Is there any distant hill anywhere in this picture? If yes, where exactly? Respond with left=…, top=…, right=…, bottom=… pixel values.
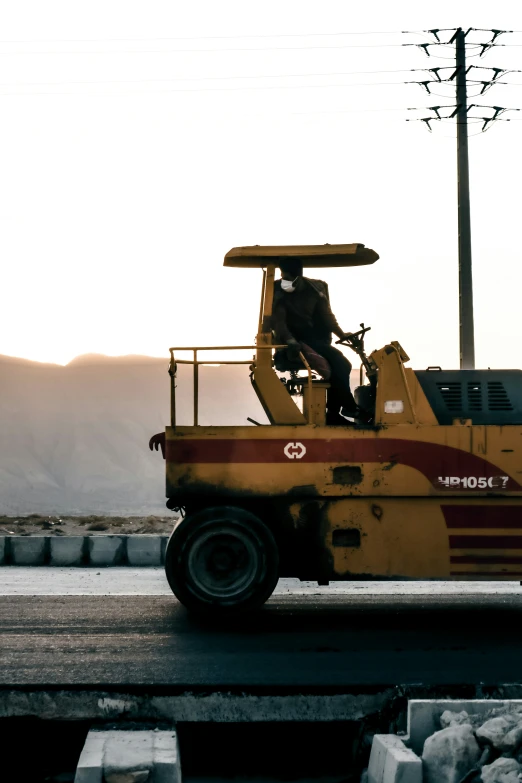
left=0, top=353, right=268, bottom=515
left=0, top=353, right=361, bottom=515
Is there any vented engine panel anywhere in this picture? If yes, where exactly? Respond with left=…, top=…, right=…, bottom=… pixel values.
left=414, top=369, right=522, bottom=425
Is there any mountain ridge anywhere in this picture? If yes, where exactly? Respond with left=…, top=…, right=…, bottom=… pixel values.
left=0, top=353, right=267, bottom=514
left=0, top=352, right=362, bottom=515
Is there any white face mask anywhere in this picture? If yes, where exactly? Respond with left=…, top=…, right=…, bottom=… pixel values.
left=281, top=278, right=298, bottom=293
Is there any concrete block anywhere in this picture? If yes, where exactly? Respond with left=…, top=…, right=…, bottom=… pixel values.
left=382, top=746, right=422, bottom=783
left=50, top=536, right=85, bottom=566
left=10, top=536, right=47, bottom=565
left=75, top=730, right=105, bottom=783
left=153, top=730, right=182, bottom=783
left=104, top=730, right=153, bottom=776
left=368, top=735, right=407, bottom=783
left=127, top=536, right=162, bottom=567
left=88, top=536, right=124, bottom=566
left=74, top=729, right=181, bottom=783
left=160, top=536, right=169, bottom=565
left=0, top=537, right=5, bottom=565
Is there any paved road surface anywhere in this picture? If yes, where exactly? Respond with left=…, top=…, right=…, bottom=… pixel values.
left=2, top=569, right=522, bottom=595
left=1, top=570, right=522, bottom=688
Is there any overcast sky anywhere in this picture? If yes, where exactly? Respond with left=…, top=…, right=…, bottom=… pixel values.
left=1, top=0, right=521, bottom=371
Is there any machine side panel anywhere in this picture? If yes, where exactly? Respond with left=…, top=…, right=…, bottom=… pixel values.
left=165, top=425, right=522, bottom=499
left=164, top=425, right=522, bottom=581
left=324, top=498, right=450, bottom=578
left=321, top=498, right=522, bottom=580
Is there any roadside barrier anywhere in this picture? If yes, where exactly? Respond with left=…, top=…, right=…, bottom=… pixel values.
left=0, top=535, right=169, bottom=566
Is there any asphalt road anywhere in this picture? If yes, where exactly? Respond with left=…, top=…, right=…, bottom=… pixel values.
left=1, top=571, right=522, bottom=688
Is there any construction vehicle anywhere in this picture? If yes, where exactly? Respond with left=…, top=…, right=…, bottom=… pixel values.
left=150, top=244, right=522, bottom=615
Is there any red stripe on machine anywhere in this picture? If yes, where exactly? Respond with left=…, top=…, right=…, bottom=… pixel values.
left=451, top=555, right=522, bottom=564
left=450, top=571, right=522, bottom=576
left=445, top=509, right=522, bottom=572
left=166, top=438, right=520, bottom=491
left=449, top=535, right=522, bottom=549
left=442, top=506, right=522, bottom=529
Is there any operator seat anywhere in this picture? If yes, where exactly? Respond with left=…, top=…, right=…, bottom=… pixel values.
left=272, top=346, right=332, bottom=426
left=273, top=348, right=309, bottom=374
left=273, top=345, right=332, bottom=380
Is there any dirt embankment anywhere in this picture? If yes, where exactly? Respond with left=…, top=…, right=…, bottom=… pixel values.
left=0, top=514, right=179, bottom=537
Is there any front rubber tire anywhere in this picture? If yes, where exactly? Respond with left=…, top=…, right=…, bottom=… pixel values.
left=165, top=506, right=279, bottom=615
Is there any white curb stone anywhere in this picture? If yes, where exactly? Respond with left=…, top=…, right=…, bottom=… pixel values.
left=368, top=735, right=404, bottom=783
left=153, top=730, right=182, bottom=783
left=383, top=745, right=422, bottom=783
left=161, top=537, right=168, bottom=565
left=75, top=730, right=105, bottom=783
left=88, top=536, right=125, bottom=566
left=127, top=536, right=163, bottom=567
left=0, top=534, right=170, bottom=566
left=50, top=536, right=85, bottom=566
left=10, top=536, right=47, bottom=565
left=104, top=731, right=153, bottom=778
left=74, top=729, right=181, bottom=783
left=368, top=735, right=421, bottom=783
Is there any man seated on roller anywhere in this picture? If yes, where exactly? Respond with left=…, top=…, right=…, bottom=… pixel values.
left=273, top=259, right=361, bottom=426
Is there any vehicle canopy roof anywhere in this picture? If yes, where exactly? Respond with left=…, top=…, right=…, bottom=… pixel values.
left=224, top=243, right=379, bottom=269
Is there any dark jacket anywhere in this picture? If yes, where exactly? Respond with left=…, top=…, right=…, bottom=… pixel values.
left=272, top=277, right=344, bottom=345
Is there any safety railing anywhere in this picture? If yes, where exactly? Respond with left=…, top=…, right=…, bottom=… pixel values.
left=168, top=345, right=313, bottom=427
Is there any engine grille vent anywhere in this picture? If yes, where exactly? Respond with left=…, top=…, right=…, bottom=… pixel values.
left=437, top=382, right=463, bottom=411
left=467, top=382, right=483, bottom=411
left=487, top=381, right=513, bottom=411
left=415, top=369, right=522, bottom=426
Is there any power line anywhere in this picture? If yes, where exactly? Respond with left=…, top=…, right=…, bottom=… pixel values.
left=0, top=30, right=428, bottom=43
left=0, top=70, right=481, bottom=97
left=0, top=42, right=416, bottom=54
left=0, top=80, right=425, bottom=96
left=0, top=88, right=421, bottom=105
left=293, top=107, right=413, bottom=115
left=5, top=30, right=513, bottom=57
left=0, top=67, right=443, bottom=88
left=0, top=28, right=518, bottom=111
left=7, top=64, right=522, bottom=93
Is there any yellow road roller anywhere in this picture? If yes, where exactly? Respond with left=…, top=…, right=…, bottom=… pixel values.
left=150, top=244, right=522, bottom=615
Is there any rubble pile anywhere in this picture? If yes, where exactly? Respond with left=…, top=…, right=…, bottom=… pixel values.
left=423, top=707, right=522, bottom=783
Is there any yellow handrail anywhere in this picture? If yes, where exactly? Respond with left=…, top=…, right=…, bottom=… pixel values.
left=169, top=345, right=287, bottom=352
left=168, top=344, right=313, bottom=428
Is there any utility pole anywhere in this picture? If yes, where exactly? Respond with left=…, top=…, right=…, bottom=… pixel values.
left=407, top=26, right=516, bottom=368
left=453, top=28, right=475, bottom=369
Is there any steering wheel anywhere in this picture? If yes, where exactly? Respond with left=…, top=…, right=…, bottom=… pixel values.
left=335, top=323, right=371, bottom=350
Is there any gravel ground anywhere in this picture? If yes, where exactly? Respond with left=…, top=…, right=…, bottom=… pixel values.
left=0, top=514, right=179, bottom=536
